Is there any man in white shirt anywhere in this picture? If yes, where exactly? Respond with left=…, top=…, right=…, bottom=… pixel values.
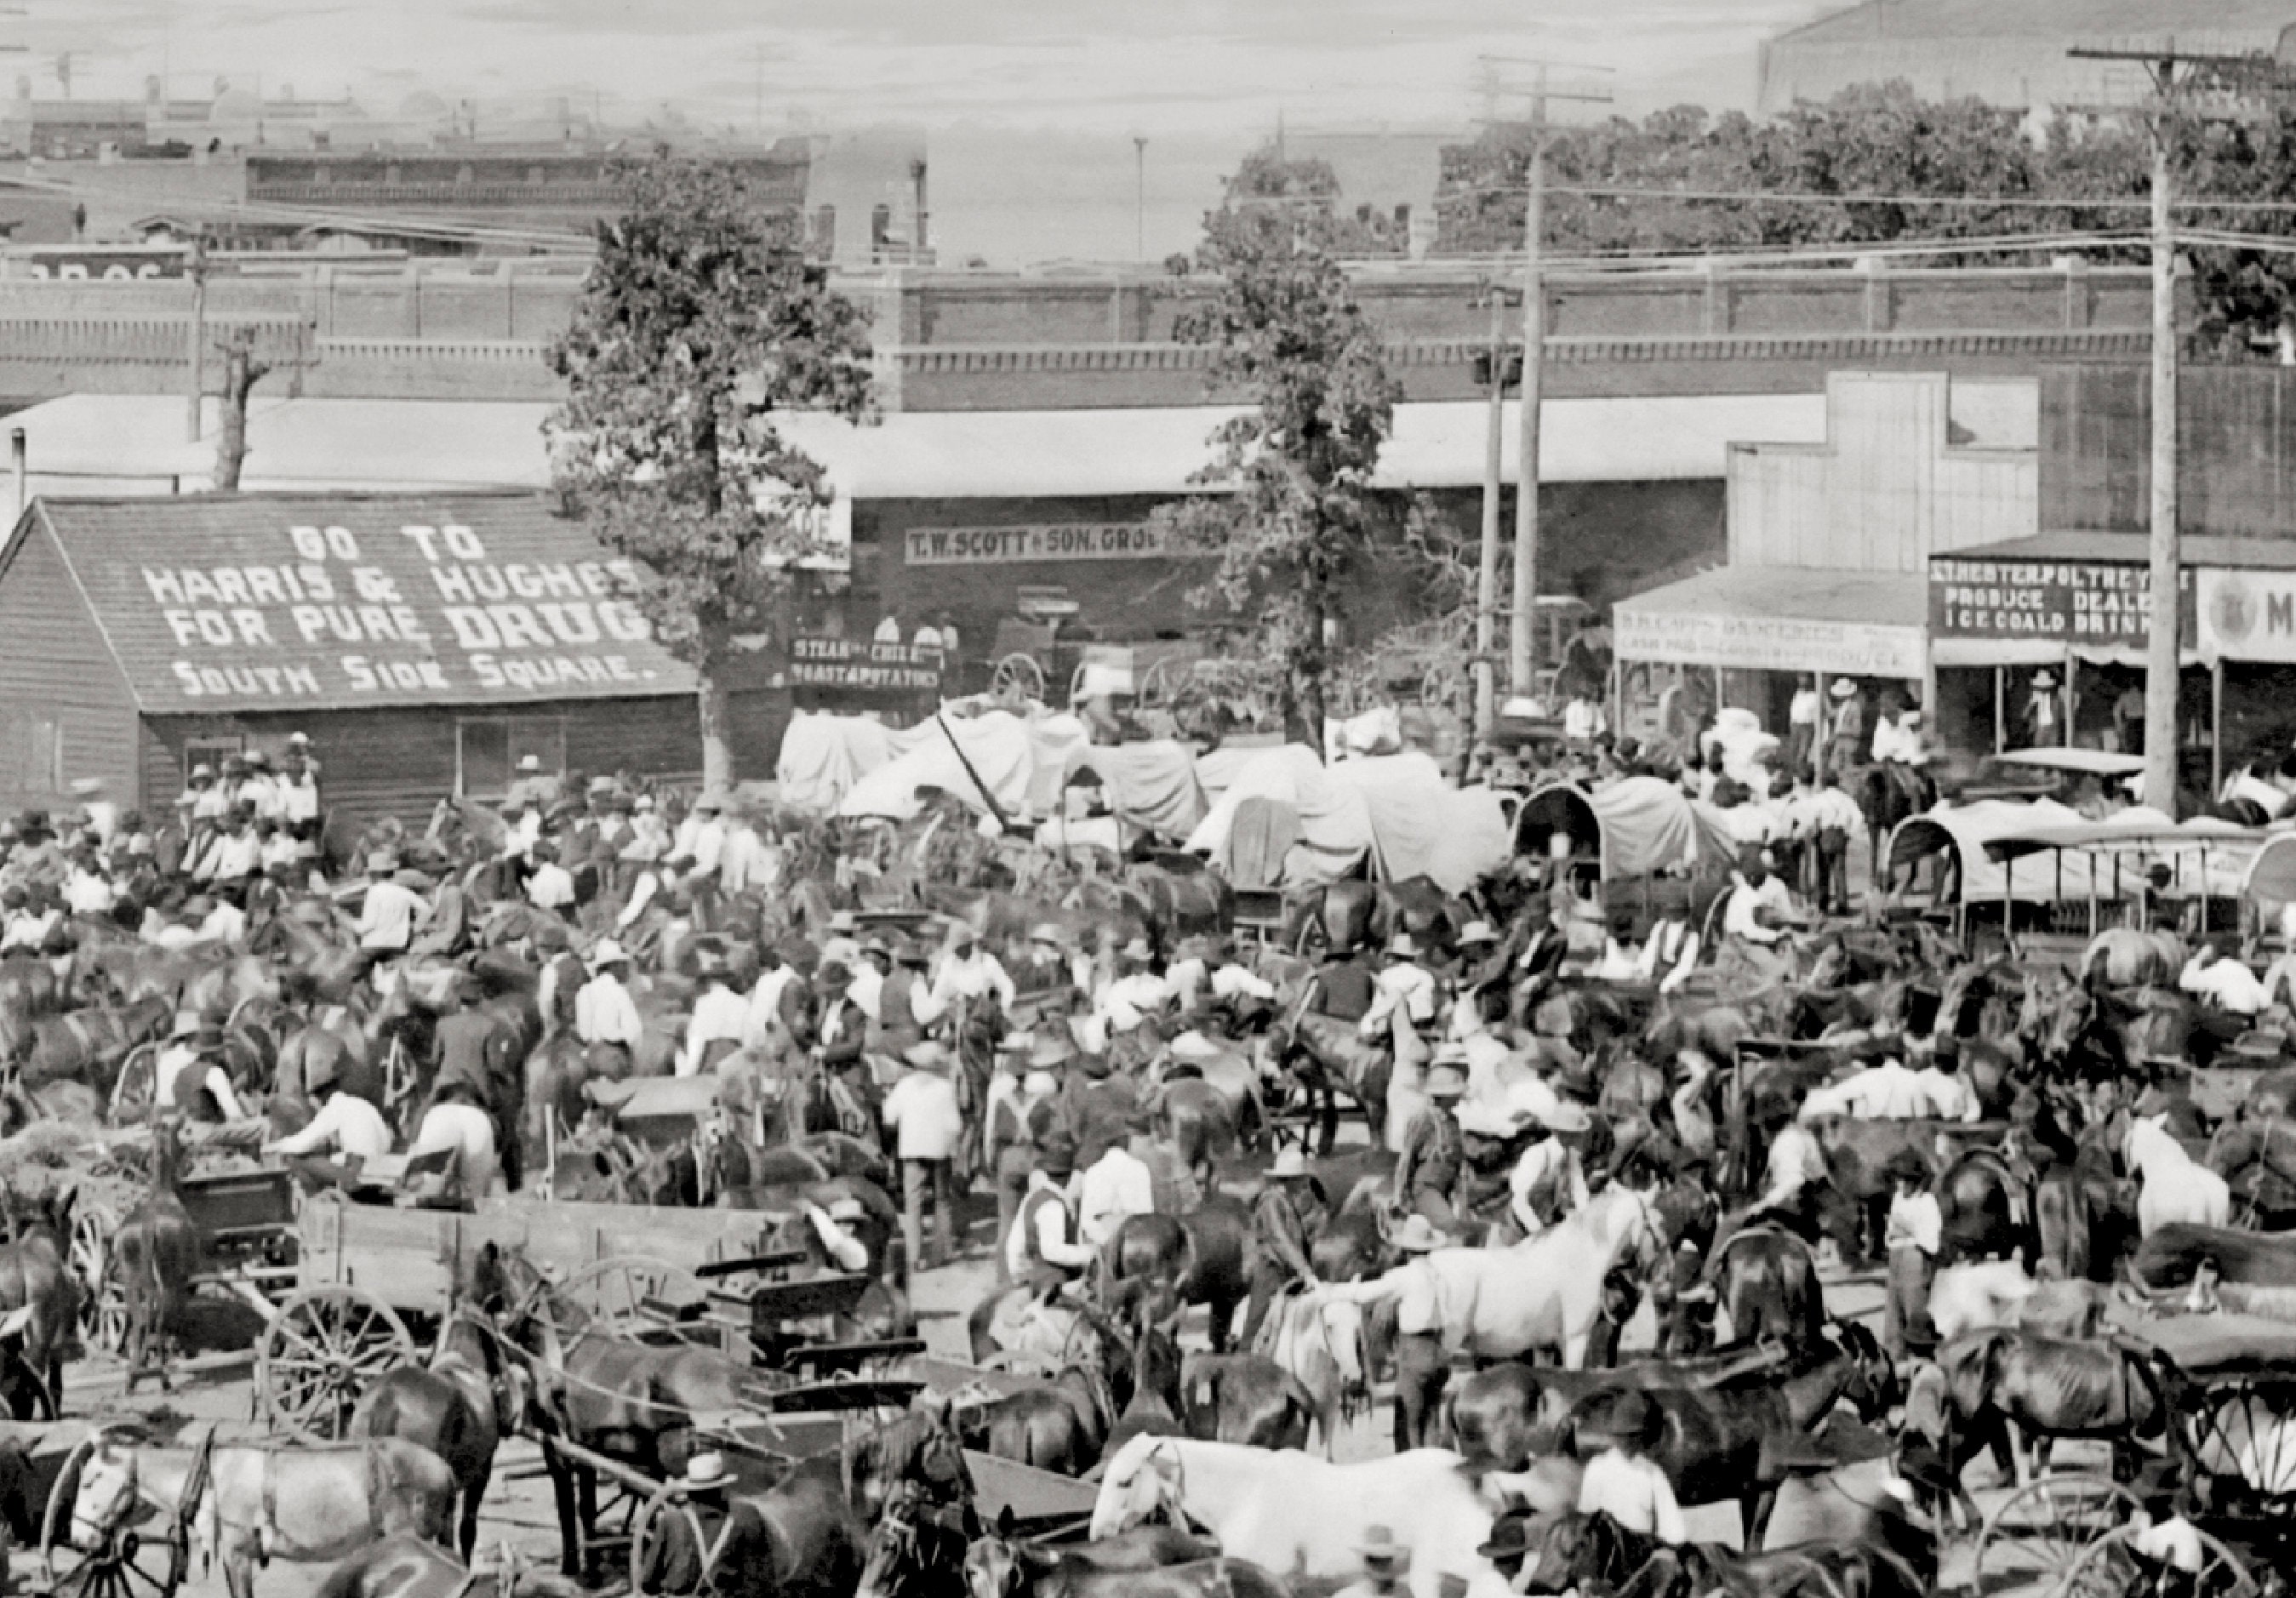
left=155, top=1015, right=247, bottom=1122
left=1722, top=856, right=1800, bottom=986
left=922, top=923, right=1015, bottom=1024
left=186, top=763, right=229, bottom=822
left=680, top=951, right=749, bottom=1076
left=1807, top=772, right=1865, bottom=916
left=277, top=739, right=322, bottom=831
left=63, top=853, right=114, bottom=916
left=574, top=939, right=645, bottom=1074
left=198, top=806, right=262, bottom=885
left=1075, top=1114, right=1157, bottom=1247
left=265, top=1070, right=394, bottom=1167
left=848, top=940, right=888, bottom=1024
left=1361, top=933, right=1437, bottom=1040
left=1098, top=939, right=1171, bottom=1035
left=881, top=1041, right=965, bottom=1270
left=1318, top=1213, right=1451, bottom=1447
left=1786, top=676, right=1821, bottom=773
left=2182, top=943, right=2271, bottom=1018
left=671, top=793, right=727, bottom=881
left=1911, top=1041, right=1985, bottom=1123
left=408, top=1081, right=499, bottom=1205
left=1563, top=692, right=1607, bottom=747
left=1007, top=1137, right=1096, bottom=1288
left=717, top=813, right=774, bottom=897
left=195, top=893, right=247, bottom=947
left=236, top=750, right=281, bottom=822
left=1800, top=1050, right=1933, bottom=1121
left=356, top=853, right=428, bottom=954
left=874, top=614, right=904, bottom=645
left=525, top=841, right=576, bottom=913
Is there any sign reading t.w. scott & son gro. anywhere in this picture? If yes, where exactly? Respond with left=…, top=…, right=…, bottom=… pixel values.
left=1929, top=556, right=2196, bottom=648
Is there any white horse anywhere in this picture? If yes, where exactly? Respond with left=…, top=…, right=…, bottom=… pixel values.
left=1256, top=1289, right=1367, bottom=1459
left=1088, top=1434, right=1508, bottom=1598
left=2125, top=1116, right=2231, bottom=1236
left=1419, top=1184, right=1663, bottom=1367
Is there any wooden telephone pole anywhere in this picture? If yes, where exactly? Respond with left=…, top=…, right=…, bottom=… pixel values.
left=2068, top=43, right=2261, bottom=811
left=1478, top=57, right=1610, bottom=699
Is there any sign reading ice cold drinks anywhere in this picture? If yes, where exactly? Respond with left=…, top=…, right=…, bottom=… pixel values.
left=142, top=521, right=665, bottom=704
left=1928, top=556, right=2195, bottom=647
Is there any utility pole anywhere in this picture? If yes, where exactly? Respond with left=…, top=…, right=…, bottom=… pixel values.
left=1474, top=283, right=1515, bottom=733
left=2069, top=42, right=2253, bottom=810
left=1134, top=136, right=1148, bottom=262
left=184, top=231, right=208, bottom=444
left=1480, top=57, right=1609, bottom=698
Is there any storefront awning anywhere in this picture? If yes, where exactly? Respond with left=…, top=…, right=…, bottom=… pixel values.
left=1613, top=565, right=1927, bottom=679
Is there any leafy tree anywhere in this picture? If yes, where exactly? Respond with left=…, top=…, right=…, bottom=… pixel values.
left=1153, top=166, right=1404, bottom=746
left=549, top=152, right=873, bottom=788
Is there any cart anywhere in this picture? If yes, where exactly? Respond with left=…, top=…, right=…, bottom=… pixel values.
left=30, top=1417, right=184, bottom=1598
left=1968, top=1313, right=2296, bottom=1598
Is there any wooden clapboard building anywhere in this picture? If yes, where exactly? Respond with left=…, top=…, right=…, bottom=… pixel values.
left=0, top=490, right=702, bottom=828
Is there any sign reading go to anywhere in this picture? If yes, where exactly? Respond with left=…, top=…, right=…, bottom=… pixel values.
left=903, top=522, right=1171, bottom=565
left=1614, top=607, right=1926, bottom=678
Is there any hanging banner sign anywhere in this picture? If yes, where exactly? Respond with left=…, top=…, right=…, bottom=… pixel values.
left=786, top=636, right=941, bottom=692
left=2197, top=568, right=2296, bottom=662
left=1613, top=608, right=1926, bottom=678
left=1928, top=556, right=2193, bottom=647
left=903, top=523, right=1171, bottom=565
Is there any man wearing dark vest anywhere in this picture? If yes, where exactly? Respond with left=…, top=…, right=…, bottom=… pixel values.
left=871, top=936, right=931, bottom=1057
left=1242, top=1147, right=1327, bottom=1347
left=1006, top=1135, right=1094, bottom=1293
left=1392, top=1058, right=1468, bottom=1226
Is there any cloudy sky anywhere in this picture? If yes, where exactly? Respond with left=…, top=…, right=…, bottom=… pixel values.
left=28, top=0, right=1828, bottom=134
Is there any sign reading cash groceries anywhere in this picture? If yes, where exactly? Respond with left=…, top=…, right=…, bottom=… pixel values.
left=1613, top=608, right=1926, bottom=679
left=904, top=523, right=1171, bottom=565
left=787, top=636, right=941, bottom=693
left=2198, top=568, right=2296, bottom=663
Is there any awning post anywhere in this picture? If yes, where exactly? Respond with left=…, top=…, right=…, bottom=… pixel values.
left=2213, top=658, right=2225, bottom=796
left=1994, top=666, right=2006, bottom=755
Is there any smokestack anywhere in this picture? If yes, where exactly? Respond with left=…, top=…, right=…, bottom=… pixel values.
left=12, top=429, right=27, bottom=521
left=909, top=157, right=928, bottom=254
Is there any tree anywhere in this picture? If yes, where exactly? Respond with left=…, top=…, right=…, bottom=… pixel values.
left=1152, top=164, right=1403, bottom=746
left=212, top=325, right=271, bottom=492
left=549, top=152, right=873, bottom=788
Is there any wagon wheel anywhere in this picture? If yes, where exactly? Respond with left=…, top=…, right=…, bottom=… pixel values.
left=40, top=1435, right=191, bottom=1598
left=70, top=1201, right=126, bottom=1357
left=1135, top=656, right=1178, bottom=710
left=990, top=653, right=1045, bottom=703
left=108, top=1044, right=159, bottom=1125
left=555, top=1258, right=709, bottom=1344
left=629, top=1484, right=710, bottom=1597
left=257, top=1285, right=415, bottom=1441
left=1973, top=1474, right=2139, bottom=1598
left=2055, top=1522, right=2258, bottom=1598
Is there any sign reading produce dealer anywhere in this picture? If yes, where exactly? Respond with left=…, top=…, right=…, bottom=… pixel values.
left=1614, top=608, right=1926, bottom=678
left=903, top=522, right=1171, bottom=565
left=1928, top=556, right=2193, bottom=647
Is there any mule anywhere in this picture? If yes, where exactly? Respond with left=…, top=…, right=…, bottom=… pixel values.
left=1443, top=1344, right=1791, bottom=1475
left=1933, top=1327, right=2159, bottom=1485
left=1100, top=1202, right=1248, bottom=1353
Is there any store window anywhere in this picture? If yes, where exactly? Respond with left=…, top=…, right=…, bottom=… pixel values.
left=457, top=716, right=566, bottom=800
left=183, top=735, right=244, bottom=783
left=0, top=712, right=64, bottom=793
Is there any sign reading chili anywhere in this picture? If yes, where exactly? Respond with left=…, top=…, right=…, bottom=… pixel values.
left=787, top=636, right=941, bottom=693
left=1928, top=556, right=2195, bottom=646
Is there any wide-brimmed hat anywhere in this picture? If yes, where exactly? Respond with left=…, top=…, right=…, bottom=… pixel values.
left=171, top=1010, right=203, bottom=1039
left=1424, top=1061, right=1469, bottom=1099
left=367, top=851, right=398, bottom=875
left=1458, top=921, right=1497, bottom=947
left=1119, top=936, right=1153, bottom=962
left=1829, top=679, right=1857, bottom=699
left=1029, top=922, right=1065, bottom=947
left=286, top=732, right=311, bottom=748
left=1356, top=1527, right=1410, bottom=1570
left=2032, top=671, right=2059, bottom=689
left=1029, top=1031, right=1077, bottom=1070
left=1539, top=1101, right=1592, bottom=1135
left=902, top=1039, right=951, bottom=1072
left=1388, top=932, right=1418, bottom=958
left=1035, top=1135, right=1077, bottom=1178
left=826, top=910, right=858, bottom=935
left=1391, top=1213, right=1447, bottom=1253
left=1477, top=1516, right=1534, bottom=1562
left=692, top=790, right=726, bottom=815
left=1268, top=1148, right=1314, bottom=1181
left=1457, top=1101, right=1524, bottom=1139
left=825, top=1196, right=867, bottom=1224
left=682, top=1451, right=734, bottom=1492
left=589, top=938, right=629, bottom=967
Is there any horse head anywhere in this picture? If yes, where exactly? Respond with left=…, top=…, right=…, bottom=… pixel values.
left=1086, top=1433, right=1183, bottom=1541
left=855, top=1477, right=973, bottom=1598
left=848, top=1401, right=971, bottom=1527
left=69, top=1430, right=144, bottom=1547
left=962, top=1509, right=1044, bottom=1598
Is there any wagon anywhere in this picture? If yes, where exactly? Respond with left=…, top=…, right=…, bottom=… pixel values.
left=1969, top=1312, right=2296, bottom=1598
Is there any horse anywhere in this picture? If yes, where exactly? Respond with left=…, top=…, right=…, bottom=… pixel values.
left=22, top=997, right=170, bottom=1094
left=111, top=1120, right=199, bottom=1395
left=351, top=1307, right=523, bottom=1559
left=2124, top=1116, right=2230, bottom=1236
left=1412, top=1184, right=1667, bottom=1367
left=1562, top=1325, right=1897, bottom=1544
left=1254, top=1287, right=1367, bottom=1458
left=314, top=1534, right=583, bottom=1598
left=688, top=1455, right=865, bottom=1598
left=964, top=1526, right=1290, bottom=1598
left=1933, top=1327, right=2159, bottom=1485
left=1101, top=1319, right=1187, bottom=1458
left=1177, top=1352, right=1315, bottom=1452
left=1099, top=1201, right=1248, bottom=1353
left=2079, top=928, right=2186, bottom=990
left=0, top=1183, right=77, bottom=1417
left=66, top=1427, right=454, bottom=1598
left=1268, top=1006, right=1391, bottom=1156
left=1442, top=1344, right=1791, bottom=1475
left=1088, top=1435, right=1506, bottom=1598
left=1707, top=1228, right=1825, bottom=1355
left=855, top=1476, right=979, bottom=1598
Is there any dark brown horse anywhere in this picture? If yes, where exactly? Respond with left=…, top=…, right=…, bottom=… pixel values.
left=351, top=1308, right=523, bottom=1558
left=110, top=1120, right=198, bottom=1395
left=0, top=1183, right=77, bottom=1417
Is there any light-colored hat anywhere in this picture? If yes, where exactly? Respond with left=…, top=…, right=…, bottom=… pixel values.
left=1391, top=1215, right=1446, bottom=1253
left=190, top=762, right=214, bottom=780
left=590, top=938, right=629, bottom=967
left=825, top=1196, right=867, bottom=1224
left=367, top=851, right=397, bottom=874
left=902, top=1039, right=951, bottom=1071
left=1267, top=1148, right=1313, bottom=1181
left=1356, top=1527, right=1410, bottom=1570
left=997, top=1030, right=1034, bottom=1056
left=1120, top=936, right=1153, bottom=962
left=1029, top=922, right=1065, bottom=946
left=517, top=754, right=542, bottom=773
left=683, top=1452, right=733, bottom=1492
left=1424, top=1060, right=1469, bottom=1099
left=1829, top=679, right=1857, bottom=699
left=634, top=794, right=655, bottom=812
left=171, top=1010, right=203, bottom=1039
left=1458, top=921, right=1497, bottom=947
left=67, top=778, right=103, bottom=797
left=1029, top=1031, right=1077, bottom=1070
left=1023, top=1069, right=1059, bottom=1096
left=2032, top=671, right=2058, bottom=690
left=693, top=790, right=725, bottom=814
left=1169, top=1031, right=1222, bottom=1064
left=287, top=732, right=311, bottom=747
left=826, top=911, right=858, bottom=934
left=1457, top=1101, right=1524, bottom=1139
left=1388, top=931, right=1418, bottom=958
left=1539, top=1101, right=1593, bottom=1134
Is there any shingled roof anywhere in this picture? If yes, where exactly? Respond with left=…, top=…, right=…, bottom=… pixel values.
left=10, top=491, right=698, bottom=715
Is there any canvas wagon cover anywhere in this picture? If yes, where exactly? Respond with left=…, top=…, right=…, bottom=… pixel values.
left=1584, top=775, right=1738, bottom=878
left=1185, top=746, right=1509, bottom=892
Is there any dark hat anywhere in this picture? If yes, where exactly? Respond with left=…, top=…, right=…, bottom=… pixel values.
left=1881, top=1148, right=1933, bottom=1187
left=1476, top=1515, right=1535, bottom=1562
left=817, top=960, right=852, bottom=990
left=1035, top=1135, right=1077, bottom=1179
left=1600, top=1390, right=1664, bottom=1451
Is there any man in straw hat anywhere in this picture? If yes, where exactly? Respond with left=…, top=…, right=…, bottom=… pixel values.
left=882, top=1039, right=965, bottom=1273
left=1331, top=1527, right=1411, bottom=1598
left=1511, top=1101, right=1593, bottom=1238
left=921, top=918, right=1015, bottom=1024
left=1392, top=1054, right=1469, bottom=1227
left=1360, top=931, right=1436, bottom=1042
left=1825, top=676, right=1865, bottom=773
left=1242, top=1146, right=1328, bottom=1346
left=2022, top=668, right=2064, bottom=750
left=1322, top=1209, right=1452, bottom=1449
left=355, top=849, right=427, bottom=956
left=574, top=938, right=644, bottom=1079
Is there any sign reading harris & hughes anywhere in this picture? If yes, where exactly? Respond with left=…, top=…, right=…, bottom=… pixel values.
left=904, top=523, right=1171, bottom=566
left=787, top=636, right=941, bottom=693
left=1928, top=556, right=2195, bottom=646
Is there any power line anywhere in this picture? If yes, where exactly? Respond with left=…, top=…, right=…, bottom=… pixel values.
left=1440, top=180, right=2296, bottom=214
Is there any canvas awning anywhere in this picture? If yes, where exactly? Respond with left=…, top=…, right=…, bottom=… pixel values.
left=1613, top=565, right=1927, bottom=679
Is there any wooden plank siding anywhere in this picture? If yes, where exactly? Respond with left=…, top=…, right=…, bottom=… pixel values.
left=144, top=693, right=700, bottom=834
left=0, top=521, right=139, bottom=813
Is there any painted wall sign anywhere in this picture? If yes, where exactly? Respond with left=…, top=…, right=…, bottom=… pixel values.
left=1613, top=608, right=1926, bottom=678
left=1928, top=556, right=2194, bottom=646
left=786, top=636, right=941, bottom=693
left=2198, top=568, right=2296, bottom=662
left=903, top=522, right=1171, bottom=565
left=43, top=496, right=696, bottom=712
